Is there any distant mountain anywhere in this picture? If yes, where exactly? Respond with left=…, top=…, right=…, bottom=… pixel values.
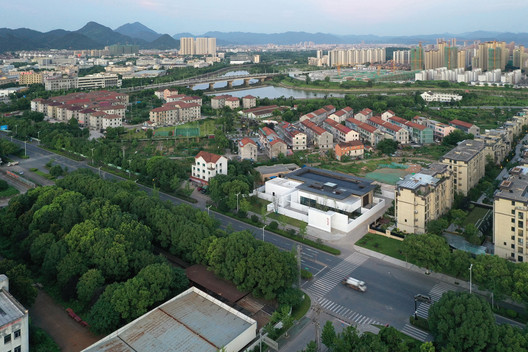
left=2, top=24, right=528, bottom=53
left=75, top=21, right=144, bottom=46
left=115, top=22, right=162, bottom=42
left=143, top=34, right=179, bottom=50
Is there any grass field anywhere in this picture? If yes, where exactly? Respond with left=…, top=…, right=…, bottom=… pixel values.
left=0, top=186, right=19, bottom=198
left=463, top=206, right=490, bottom=226
left=269, top=212, right=307, bottom=228
left=356, top=233, right=406, bottom=261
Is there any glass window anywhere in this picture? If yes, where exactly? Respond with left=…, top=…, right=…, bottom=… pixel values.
left=13, top=330, right=20, bottom=339
left=4, top=335, right=11, bottom=344
left=14, top=347, right=21, bottom=352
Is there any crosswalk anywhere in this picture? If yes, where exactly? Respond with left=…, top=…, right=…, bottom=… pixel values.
left=416, top=282, right=452, bottom=319
left=303, top=252, right=368, bottom=300
left=401, top=323, right=432, bottom=342
left=318, top=297, right=381, bottom=326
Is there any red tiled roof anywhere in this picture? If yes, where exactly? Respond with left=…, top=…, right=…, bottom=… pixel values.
left=337, top=140, right=364, bottom=148
left=369, top=116, right=402, bottom=133
left=226, top=97, right=239, bottom=102
left=323, top=105, right=335, bottom=112
left=388, top=116, right=408, bottom=124
left=333, top=110, right=346, bottom=117
left=313, top=108, right=327, bottom=116
left=347, top=117, right=378, bottom=133
left=195, top=151, right=223, bottom=163
left=243, top=95, right=256, bottom=99
left=239, top=137, right=257, bottom=147
left=358, top=108, right=373, bottom=115
left=450, top=119, right=474, bottom=128
left=406, top=121, right=426, bottom=130
left=270, top=138, right=286, bottom=146
left=261, top=126, right=276, bottom=136
left=301, top=120, right=327, bottom=135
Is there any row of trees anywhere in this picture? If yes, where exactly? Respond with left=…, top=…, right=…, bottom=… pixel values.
left=428, top=291, right=528, bottom=351
left=403, top=233, right=528, bottom=303
left=0, top=170, right=299, bottom=334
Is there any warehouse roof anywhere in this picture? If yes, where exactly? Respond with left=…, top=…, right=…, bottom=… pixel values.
left=82, top=287, right=257, bottom=352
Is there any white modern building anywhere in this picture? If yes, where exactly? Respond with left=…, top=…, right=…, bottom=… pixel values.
left=420, top=91, right=462, bottom=103
left=191, top=151, right=228, bottom=185
left=0, top=275, right=29, bottom=352
left=256, top=167, right=385, bottom=234
left=82, top=287, right=257, bottom=352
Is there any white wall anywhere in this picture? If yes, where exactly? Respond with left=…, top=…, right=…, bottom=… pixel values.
left=225, top=323, right=257, bottom=352
left=308, top=208, right=333, bottom=232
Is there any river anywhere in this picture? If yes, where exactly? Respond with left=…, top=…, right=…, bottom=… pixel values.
left=193, top=70, right=345, bottom=99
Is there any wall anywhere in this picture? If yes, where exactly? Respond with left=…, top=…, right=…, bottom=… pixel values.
left=225, top=323, right=257, bottom=352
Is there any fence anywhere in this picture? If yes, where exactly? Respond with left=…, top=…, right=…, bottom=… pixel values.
left=4, top=170, right=36, bottom=188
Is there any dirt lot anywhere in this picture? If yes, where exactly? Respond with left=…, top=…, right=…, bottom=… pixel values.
left=30, top=291, right=102, bottom=352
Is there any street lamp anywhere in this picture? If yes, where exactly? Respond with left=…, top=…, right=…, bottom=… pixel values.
left=236, top=192, right=241, bottom=212
left=262, top=224, right=267, bottom=242
left=469, top=264, right=473, bottom=294
left=128, top=159, right=131, bottom=178
left=37, top=131, right=40, bottom=144
left=91, top=148, right=95, bottom=165
left=207, top=204, right=212, bottom=216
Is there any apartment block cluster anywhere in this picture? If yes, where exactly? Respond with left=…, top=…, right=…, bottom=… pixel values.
left=492, top=110, right=528, bottom=263
left=408, top=40, right=522, bottom=71
left=415, top=67, right=524, bottom=86
left=396, top=111, right=528, bottom=236
left=308, top=48, right=386, bottom=67
left=31, top=90, right=128, bottom=130
left=149, top=89, right=202, bottom=126
left=211, top=94, right=257, bottom=110
left=179, top=37, right=217, bottom=56
left=243, top=105, right=445, bottom=161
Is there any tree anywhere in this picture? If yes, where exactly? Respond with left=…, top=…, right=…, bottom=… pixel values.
left=402, top=234, right=450, bottom=271
left=0, top=260, right=38, bottom=307
left=472, top=254, right=514, bottom=299
left=0, top=179, right=8, bottom=191
left=442, top=129, right=473, bottom=147
left=321, top=321, right=337, bottom=349
left=428, top=291, right=497, bottom=351
left=512, top=262, right=528, bottom=303
left=426, top=219, right=448, bottom=235
left=49, top=164, right=64, bottom=177
left=376, top=139, right=398, bottom=155
left=77, top=269, right=105, bottom=305
left=463, top=223, right=480, bottom=244
left=449, top=209, right=467, bottom=227
left=146, top=129, right=153, bottom=139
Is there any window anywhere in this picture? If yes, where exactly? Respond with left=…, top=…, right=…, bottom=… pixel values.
left=512, top=236, right=515, bottom=240
left=513, top=201, right=516, bottom=206
left=512, top=244, right=516, bottom=249
left=13, top=330, right=20, bottom=339
left=512, top=209, right=516, bottom=215
left=512, top=218, right=516, bottom=223
left=512, top=227, right=516, bottom=232
left=4, top=334, right=10, bottom=344
left=519, top=221, right=524, bottom=228
left=520, top=213, right=525, bottom=220
left=14, top=347, right=20, bottom=352
left=519, top=256, right=524, bottom=262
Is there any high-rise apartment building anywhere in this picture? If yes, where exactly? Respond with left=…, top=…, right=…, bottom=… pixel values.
left=327, top=48, right=385, bottom=67
left=179, top=37, right=216, bottom=56
left=393, top=50, right=410, bottom=65
left=410, top=46, right=424, bottom=70
left=472, top=41, right=508, bottom=71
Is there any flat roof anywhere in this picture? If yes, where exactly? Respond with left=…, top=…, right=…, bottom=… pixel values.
left=255, top=163, right=300, bottom=175
left=82, top=287, right=256, bottom=352
left=495, top=166, right=528, bottom=203
left=442, top=140, right=484, bottom=162
left=0, top=288, right=26, bottom=328
left=397, top=173, right=439, bottom=190
left=286, top=167, right=374, bottom=199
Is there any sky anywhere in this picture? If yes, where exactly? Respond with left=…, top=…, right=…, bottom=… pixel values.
left=2, top=0, right=528, bottom=36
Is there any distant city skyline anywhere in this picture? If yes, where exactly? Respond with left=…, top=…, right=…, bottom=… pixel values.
left=2, top=0, right=528, bottom=36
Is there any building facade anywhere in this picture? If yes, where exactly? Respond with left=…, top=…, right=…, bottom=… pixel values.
left=440, top=140, right=485, bottom=196
left=191, top=151, right=228, bottom=185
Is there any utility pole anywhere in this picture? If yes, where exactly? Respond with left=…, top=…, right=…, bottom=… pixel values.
left=91, top=148, right=95, bottom=165
left=24, top=140, right=27, bottom=157
left=313, top=303, right=321, bottom=352
left=297, top=244, right=302, bottom=288
left=469, top=264, right=473, bottom=294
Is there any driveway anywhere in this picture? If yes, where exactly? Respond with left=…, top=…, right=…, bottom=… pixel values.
left=30, top=290, right=102, bottom=352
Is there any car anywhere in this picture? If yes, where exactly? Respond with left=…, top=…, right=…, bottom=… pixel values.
left=18, top=171, right=24, bottom=175
left=414, top=294, right=432, bottom=304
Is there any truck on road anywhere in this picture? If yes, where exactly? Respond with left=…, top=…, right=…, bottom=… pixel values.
left=342, top=277, right=367, bottom=292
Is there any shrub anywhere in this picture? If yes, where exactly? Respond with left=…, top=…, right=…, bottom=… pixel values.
left=269, top=221, right=278, bottom=230
left=506, top=309, right=518, bottom=318
left=0, top=180, right=8, bottom=191
left=287, top=228, right=296, bottom=236
left=237, top=210, right=247, bottom=218
left=301, top=269, right=313, bottom=280
left=251, top=214, right=259, bottom=223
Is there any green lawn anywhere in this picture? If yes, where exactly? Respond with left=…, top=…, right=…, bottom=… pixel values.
left=292, top=294, right=311, bottom=321
left=356, top=233, right=406, bottom=261
left=463, top=206, right=490, bottom=226
left=269, top=212, right=307, bottom=228
left=33, top=170, right=55, bottom=180
left=247, top=197, right=270, bottom=215
left=0, top=186, right=19, bottom=198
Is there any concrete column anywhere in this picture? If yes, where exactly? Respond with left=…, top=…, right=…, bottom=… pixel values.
left=244, top=79, right=251, bottom=87
left=258, top=78, right=264, bottom=84
left=208, top=82, right=215, bottom=90
left=227, top=80, right=233, bottom=89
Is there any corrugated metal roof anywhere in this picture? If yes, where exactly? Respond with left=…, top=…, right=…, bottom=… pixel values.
left=0, top=289, right=26, bottom=328
left=83, top=288, right=256, bottom=352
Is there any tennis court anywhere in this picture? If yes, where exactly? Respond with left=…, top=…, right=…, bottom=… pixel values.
left=366, top=162, right=423, bottom=185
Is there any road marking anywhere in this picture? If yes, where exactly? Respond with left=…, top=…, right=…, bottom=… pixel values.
left=401, top=324, right=431, bottom=342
